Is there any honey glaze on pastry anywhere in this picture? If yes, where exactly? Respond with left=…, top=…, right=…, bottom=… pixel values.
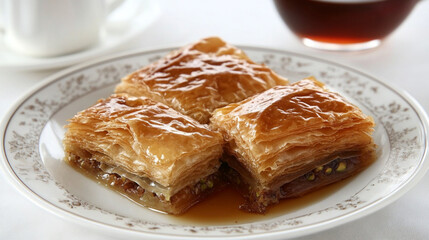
left=63, top=94, right=225, bottom=214
left=115, top=36, right=288, bottom=124
left=210, top=77, right=376, bottom=213
left=63, top=37, right=378, bottom=217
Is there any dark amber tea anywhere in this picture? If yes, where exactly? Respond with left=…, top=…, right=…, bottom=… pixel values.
left=274, top=0, right=418, bottom=50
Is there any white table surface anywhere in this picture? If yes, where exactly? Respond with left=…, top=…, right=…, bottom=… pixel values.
left=1, top=1, right=429, bottom=239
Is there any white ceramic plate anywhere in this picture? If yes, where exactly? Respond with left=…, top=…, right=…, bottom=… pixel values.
left=1, top=47, right=428, bottom=240
left=0, top=0, right=160, bottom=72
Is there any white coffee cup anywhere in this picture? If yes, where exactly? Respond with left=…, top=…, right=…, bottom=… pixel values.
left=1, top=0, right=126, bottom=57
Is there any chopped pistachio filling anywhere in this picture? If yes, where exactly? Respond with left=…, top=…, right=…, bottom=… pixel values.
left=336, top=162, right=347, bottom=172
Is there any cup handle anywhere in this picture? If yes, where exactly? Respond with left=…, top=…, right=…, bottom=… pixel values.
left=104, top=0, right=145, bottom=32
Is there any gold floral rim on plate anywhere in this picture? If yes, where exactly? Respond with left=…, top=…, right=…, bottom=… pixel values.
left=1, top=47, right=428, bottom=239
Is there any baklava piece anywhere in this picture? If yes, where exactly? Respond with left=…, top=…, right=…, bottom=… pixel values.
left=115, top=36, right=288, bottom=124
left=211, top=77, right=376, bottom=213
left=63, top=94, right=225, bottom=214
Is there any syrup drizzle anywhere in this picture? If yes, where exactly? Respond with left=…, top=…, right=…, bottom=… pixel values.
left=176, top=177, right=353, bottom=225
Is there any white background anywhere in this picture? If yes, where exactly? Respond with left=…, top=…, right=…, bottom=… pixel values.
left=1, top=0, right=429, bottom=239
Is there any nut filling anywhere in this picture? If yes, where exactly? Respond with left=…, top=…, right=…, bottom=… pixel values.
left=67, top=154, right=225, bottom=214
left=225, top=155, right=367, bottom=213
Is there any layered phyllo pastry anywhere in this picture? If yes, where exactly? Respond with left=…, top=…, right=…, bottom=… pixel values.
left=115, top=36, right=288, bottom=124
left=210, top=77, right=376, bottom=213
left=63, top=94, right=225, bottom=214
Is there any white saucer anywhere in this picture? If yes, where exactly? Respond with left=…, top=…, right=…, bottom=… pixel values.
left=0, top=0, right=160, bottom=71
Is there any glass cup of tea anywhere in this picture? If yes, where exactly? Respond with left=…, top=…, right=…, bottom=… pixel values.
left=274, top=0, right=419, bottom=51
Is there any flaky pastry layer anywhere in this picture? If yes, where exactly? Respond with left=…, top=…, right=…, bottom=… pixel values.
left=115, top=36, right=288, bottom=123
left=63, top=94, right=224, bottom=197
left=211, top=77, right=376, bottom=188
